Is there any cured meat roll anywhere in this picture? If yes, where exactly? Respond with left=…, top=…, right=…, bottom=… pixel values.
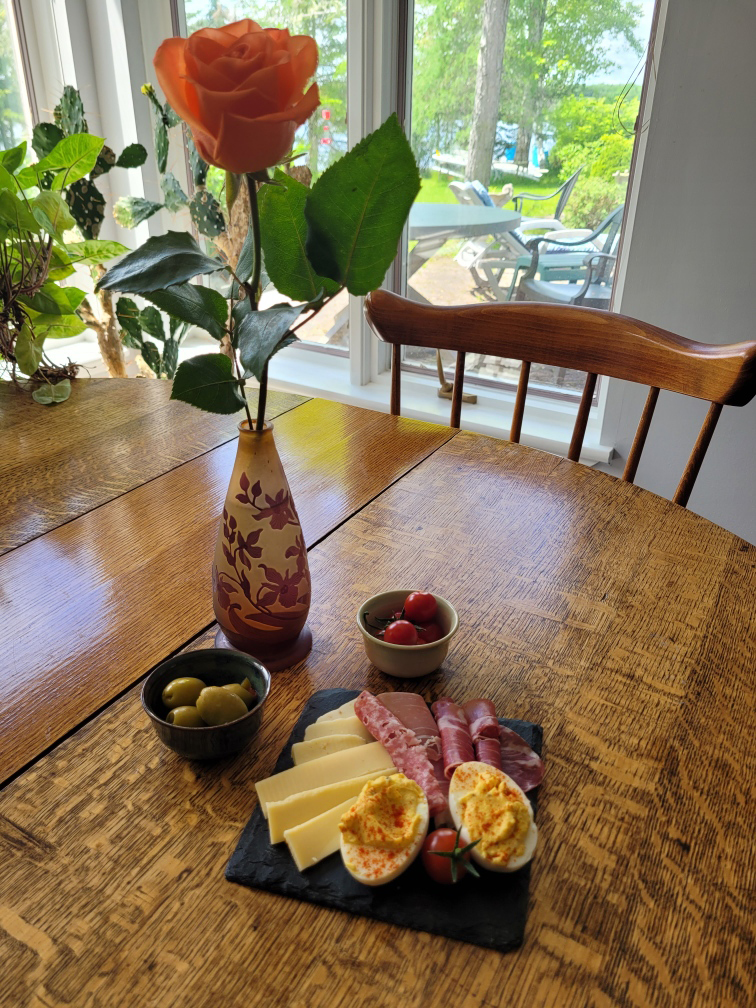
left=354, top=691, right=448, bottom=818
left=462, top=697, right=502, bottom=770
left=379, top=691, right=449, bottom=808
left=431, top=697, right=474, bottom=779
left=499, top=725, right=544, bottom=792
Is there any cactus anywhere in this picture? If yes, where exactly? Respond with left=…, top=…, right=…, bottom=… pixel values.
left=115, top=297, right=188, bottom=379
left=161, top=172, right=188, bottom=213
left=190, top=189, right=225, bottom=237
left=31, top=122, right=64, bottom=160
left=54, top=86, right=88, bottom=135
left=186, top=133, right=209, bottom=187
left=91, top=145, right=117, bottom=179
left=66, top=178, right=106, bottom=239
left=117, top=144, right=148, bottom=169
left=112, top=196, right=164, bottom=228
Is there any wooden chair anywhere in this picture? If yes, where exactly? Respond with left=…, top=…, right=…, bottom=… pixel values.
left=364, top=290, right=756, bottom=507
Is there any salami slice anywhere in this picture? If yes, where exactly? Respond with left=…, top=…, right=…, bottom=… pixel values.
left=463, top=698, right=502, bottom=769
left=431, top=697, right=474, bottom=779
left=378, top=692, right=442, bottom=761
left=499, top=725, right=544, bottom=792
left=354, top=691, right=448, bottom=818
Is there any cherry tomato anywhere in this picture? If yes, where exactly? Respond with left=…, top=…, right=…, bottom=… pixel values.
left=383, top=619, right=419, bottom=645
left=404, top=591, right=438, bottom=623
left=416, top=621, right=443, bottom=644
left=421, top=827, right=478, bottom=885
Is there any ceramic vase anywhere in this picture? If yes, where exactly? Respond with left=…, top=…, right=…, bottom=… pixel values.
left=213, top=422, right=312, bottom=671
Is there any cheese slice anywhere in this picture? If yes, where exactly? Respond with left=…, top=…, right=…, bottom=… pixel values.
left=315, top=699, right=357, bottom=723
left=267, top=769, right=396, bottom=843
left=291, top=734, right=366, bottom=766
left=304, top=715, right=374, bottom=743
left=255, top=741, right=393, bottom=817
left=284, top=797, right=358, bottom=872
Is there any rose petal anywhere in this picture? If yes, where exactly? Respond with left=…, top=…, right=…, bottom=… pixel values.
left=192, top=67, right=286, bottom=122
left=208, top=112, right=296, bottom=173
left=154, top=37, right=204, bottom=134
left=253, top=83, right=320, bottom=127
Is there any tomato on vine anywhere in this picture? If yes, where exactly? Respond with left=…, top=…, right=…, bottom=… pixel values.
left=421, top=826, right=480, bottom=884
left=404, top=591, right=438, bottom=623
left=383, top=620, right=419, bottom=645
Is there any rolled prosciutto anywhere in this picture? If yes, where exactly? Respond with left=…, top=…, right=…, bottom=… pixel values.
left=431, top=697, right=474, bottom=779
left=378, top=691, right=449, bottom=809
left=354, top=691, right=448, bottom=818
left=463, top=697, right=502, bottom=770
left=499, top=725, right=544, bottom=792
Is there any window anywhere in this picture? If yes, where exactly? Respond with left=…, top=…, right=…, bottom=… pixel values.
left=0, top=1, right=32, bottom=147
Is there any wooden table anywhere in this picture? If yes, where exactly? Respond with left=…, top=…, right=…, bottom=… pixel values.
left=1, top=379, right=754, bottom=1008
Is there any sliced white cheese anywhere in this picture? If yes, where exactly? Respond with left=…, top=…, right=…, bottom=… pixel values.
left=291, top=734, right=366, bottom=766
left=304, top=715, right=374, bottom=743
left=315, top=699, right=357, bottom=723
left=255, top=741, right=393, bottom=818
left=284, top=797, right=359, bottom=872
left=267, top=769, right=396, bottom=844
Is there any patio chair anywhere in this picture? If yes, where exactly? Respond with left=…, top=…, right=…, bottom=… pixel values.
left=512, top=166, right=583, bottom=225
left=364, top=289, right=756, bottom=506
left=515, top=205, right=625, bottom=309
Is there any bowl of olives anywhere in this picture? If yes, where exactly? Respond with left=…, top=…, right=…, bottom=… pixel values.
left=141, top=649, right=271, bottom=760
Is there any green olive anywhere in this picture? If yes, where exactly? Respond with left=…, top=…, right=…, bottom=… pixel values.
left=223, top=682, right=257, bottom=707
left=166, top=706, right=206, bottom=727
left=196, top=686, right=248, bottom=726
left=162, top=677, right=206, bottom=710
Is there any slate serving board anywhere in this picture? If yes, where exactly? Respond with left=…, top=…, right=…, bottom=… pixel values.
left=226, top=688, right=543, bottom=953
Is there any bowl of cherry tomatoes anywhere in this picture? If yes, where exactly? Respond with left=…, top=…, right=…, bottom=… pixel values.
left=357, top=590, right=458, bottom=678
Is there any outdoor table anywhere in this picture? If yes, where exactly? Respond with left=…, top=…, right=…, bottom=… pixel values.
left=1, top=378, right=754, bottom=1008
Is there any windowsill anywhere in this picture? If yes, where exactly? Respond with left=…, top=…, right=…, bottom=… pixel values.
left=269, top=344, right=615, bottom=464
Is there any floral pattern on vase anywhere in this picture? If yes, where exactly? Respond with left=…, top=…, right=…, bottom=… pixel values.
left=213, top=422, right=311, bottom=662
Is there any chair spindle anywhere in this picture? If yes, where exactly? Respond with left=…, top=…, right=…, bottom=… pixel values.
left=450, top=352, right=466, bottom=428
left=510, top=362, right=531, bottom=443
left=674, top=401, right=723, bottom=506
left=623, top=386, right=660, bottom=484
left=390, top=344, right=402, bottom=416
left=567, top=373, right=598, bottom=461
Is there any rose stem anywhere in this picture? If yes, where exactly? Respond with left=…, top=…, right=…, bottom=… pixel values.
left=244, top=172, right=266, bottom=431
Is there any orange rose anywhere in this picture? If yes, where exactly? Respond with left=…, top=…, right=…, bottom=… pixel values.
left=154, top=19, right=319, bottom=175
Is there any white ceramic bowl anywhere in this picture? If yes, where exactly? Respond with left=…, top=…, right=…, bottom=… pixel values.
left=356, top=590, right=458, bottom=678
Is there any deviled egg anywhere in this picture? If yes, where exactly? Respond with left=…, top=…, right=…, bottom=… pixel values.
left=448, top=761, right=537, bottom=873
left=339, top=773, right=429, bottom=886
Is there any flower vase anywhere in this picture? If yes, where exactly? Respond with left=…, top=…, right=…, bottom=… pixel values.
left=213, top=422, right=312, bottom=672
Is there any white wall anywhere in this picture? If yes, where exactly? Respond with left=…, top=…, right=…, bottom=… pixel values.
left=603, top=0, right=756, bottom=544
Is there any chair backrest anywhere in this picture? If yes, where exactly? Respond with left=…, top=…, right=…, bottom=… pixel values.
left=554, top=166, right=583, bottom=220
left=364, top=291, right=756, bottom=507
left=449, top=181, right=480, bottom=206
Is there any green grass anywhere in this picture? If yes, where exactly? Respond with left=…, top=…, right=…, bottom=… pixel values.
left=416, top=170, right=561, bottom=218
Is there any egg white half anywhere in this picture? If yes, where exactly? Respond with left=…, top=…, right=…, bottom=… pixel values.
left=340, top=789, right=429, bottom=886
left=449, top=761, right=537, bottom=873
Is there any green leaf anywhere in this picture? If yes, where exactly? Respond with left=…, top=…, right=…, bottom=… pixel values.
left=55, top=86, right=87, bottom=135
left=189, top=190, right=225, bottom=237
left=140, top=340, right=162, bottom=376
left=260, top=170, right=340, bottom=302
left=115, top=297, right=143, bottom=349
left=67, top=239, right=130, bottom=265
left=164, top=103, right=182, bottom=129
left=162, top=338, right=179, bottom=378
left=17, top=134, right=105, bottom=190
left=139, top=306, right=165, bottom=342
left=113, top=196, right=164, bottom=228
left=0, top=162, right=19, bottom=192
left=32, top=123, right=64, bottom=160
left=116, top=143, right=148, bottom=169
left=236, top=222, right=256, bottom=285
left=15, top=323, right=44, bottom=376
left=62, top=286, right=86, bottom=311
left=0, top=189, right=40, bottom=233
left=26, top=312, right=87, bottom=339
left=31, top=191, right=75, bottom=240
left=161, top=172, right=188, bottom=212
left=236, top=303, right=304, bottom=382
left=142, top=282, right=228, bottom=341
left=155, top=121, right=168, bottom=174
left=304, top=114, right=420, bottom=295
left=32, top=379, right=71, bottom=404
left=0, top=141, right=26, bottom=173
left=18, top=283, right=75, bottom=316
left=47, top=245, right=75, bottom=280
left=65, top=178, right=105, bottom=239
left=171, top=353, right=246, bottom=414
left=186, top=134, right=208, bottom=187
left=97, top=231, right=226, bottom=294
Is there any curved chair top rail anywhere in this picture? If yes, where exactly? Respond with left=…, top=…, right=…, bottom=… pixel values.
left=365, top=291, right=756, bottom=407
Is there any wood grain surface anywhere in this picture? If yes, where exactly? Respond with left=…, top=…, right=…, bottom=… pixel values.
left=2, top=432, right=754, bottom=1008
left=0, top=379, right=307, bottom=554
left=0, top=399, right=454, bottom=783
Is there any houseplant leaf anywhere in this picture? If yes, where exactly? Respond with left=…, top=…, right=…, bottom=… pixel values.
left=97, top=231, right=225, bottom=294
left=31, top=191, right=75, bottom=241
left=259, top=169, right=340, bottom=302
left=14, top=323, right=44, bottom=376
left=304, top=114, right=420, bottom=295
left=139, top=306, right=166, bottom=342
left=236, top=303, right=304, bottom=382
left=32, top=123, right=64, bottom=160
left=0, top=140, right=26, bottom=173
left=161, top=172, right=188, bottom=212
left=17, top=134, right=105, bottom=189
left=18, top=283, right=76, bottom=316
left=142, top=283, right=228, bottom=341
left=113, top=196, right=164, bottom=228
left=171, top=353, right=247, bottom=414
left=67, top=239, right=130, bottom=265
left=0, top=189, right=40, bottom=233
left=32, top=379, right=71, bottom=404
left=116, top=143, right=148, bottom=169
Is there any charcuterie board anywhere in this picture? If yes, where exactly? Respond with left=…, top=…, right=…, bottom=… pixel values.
left=226, top=689, right=543, bottom=952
